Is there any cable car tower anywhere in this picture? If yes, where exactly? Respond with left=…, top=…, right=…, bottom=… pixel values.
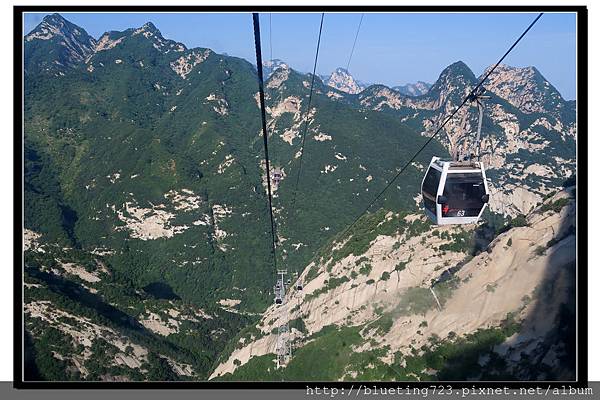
left=294, top=271, right=303, bottom=291
left=273, top=269, right=286, bottom=305
left=274, top=269, right=292, bottom=368
left=276, top=321, right=292, bottom=368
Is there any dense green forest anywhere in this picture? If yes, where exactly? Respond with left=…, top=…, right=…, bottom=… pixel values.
left=23, top=14, right=447, bottom=381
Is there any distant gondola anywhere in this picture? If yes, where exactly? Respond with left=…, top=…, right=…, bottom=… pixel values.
left=272, top=167, right=283, bottom=186
left=274, top=283, right=283, bottom=304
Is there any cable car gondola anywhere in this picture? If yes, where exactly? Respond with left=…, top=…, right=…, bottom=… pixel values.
left=421, top=157, right=489, bottom=225
left=272, top=167, right=283, bottom=187
left=293, top=272, right=303, bottom=290
left=274, top=283, right=283, bottom=304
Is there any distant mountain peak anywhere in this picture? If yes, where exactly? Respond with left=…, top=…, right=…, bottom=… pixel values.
left=42, top=13, right=66, bottom=24
left=131, top=21, right=165, bottom=39
left=25, top=13, right=192, bottom=76
left=263, top=58, right=288, bottom=68
left=393, top=81, right=431, bottom=97
left=482, top=63, right=566, bottom=114
left=425, top=61, right=477, bottom=102
left=324, top=67, right=365, bottom=94
left=448, top=60, right=469, bottom=68
left=25, top=13, right=96, bottom=74
left=38, top=12, right=74, bottom=29
left=440, top=61, right=477, bottom=81
left=263, top=59, right=289, bottom=78
left=26, top=12, right=94, bottom=44
left=141, top=21, right=159, bottom=32
left=93, top=19, right=187, bottom=56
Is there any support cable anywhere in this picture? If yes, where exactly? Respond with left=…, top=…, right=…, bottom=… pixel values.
left=288, top=13, right=325, bottom=288
left=291, top=13, right=325, bottom=209
left=252, top=13, right=279, bottom=270
left=346, top=13, right=364, bottom=72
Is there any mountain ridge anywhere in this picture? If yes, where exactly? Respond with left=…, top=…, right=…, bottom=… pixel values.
left=393, top=81, right=431, bottom=96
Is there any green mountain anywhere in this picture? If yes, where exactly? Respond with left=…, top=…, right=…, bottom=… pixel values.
left=24, top=13, right=96, bottom=76
left=23, top=14, right=576, bottom=381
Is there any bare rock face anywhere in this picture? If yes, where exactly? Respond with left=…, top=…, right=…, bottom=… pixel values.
left=25, top=299, right=199, bottom=379
left=170, top=49, right=211, bottom=79
left=25, top=13, right=96, bottom=74
left=393, top=81, right=432, bottom=96
left=483, top=64, right=566, bottom=115
left=212, top=190, right=575, bottom=380
left=263, top=59, right=289, bottom=78
left=25, top=15, right=191, bottom=77
left=129, top=22, right=187, bottom=54
left=324, top=68, right=365, bottom=94
left=25, top=13, right=96, bottom=54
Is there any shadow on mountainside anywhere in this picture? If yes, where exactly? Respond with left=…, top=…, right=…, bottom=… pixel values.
left=23, top=330, right=43, bottom=381
left=435, top=188, right=576, bottom=381
left=27, top=265, right=147, bottom=333
left=437, top=188, right=576, bottom=381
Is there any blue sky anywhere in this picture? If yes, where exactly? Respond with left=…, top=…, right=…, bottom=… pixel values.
left=24, top=12, right=577, bottom=99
